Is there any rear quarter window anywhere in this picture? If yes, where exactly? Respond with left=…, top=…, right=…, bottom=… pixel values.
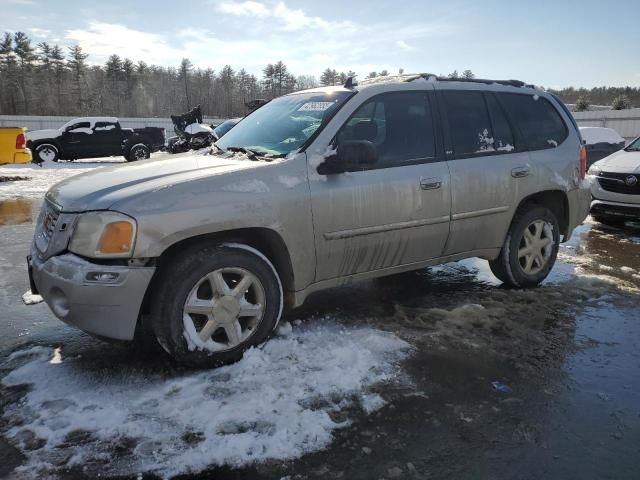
left=498, top=93, right=568, bottom=151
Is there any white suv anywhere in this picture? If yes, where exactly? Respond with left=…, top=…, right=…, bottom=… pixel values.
left=588, top=136, right=640, bottom=226
left=29, top=74, right=591, bottom=367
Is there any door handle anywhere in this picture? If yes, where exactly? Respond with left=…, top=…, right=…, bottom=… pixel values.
left=420, top=177, right=442, bottom=190
left=511, top=166, right=531, bottom=178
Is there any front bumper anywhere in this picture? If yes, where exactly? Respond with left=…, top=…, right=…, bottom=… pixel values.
left=590, top=199, right=640, bottom=219
left=29, top=251, right=155, bottom=340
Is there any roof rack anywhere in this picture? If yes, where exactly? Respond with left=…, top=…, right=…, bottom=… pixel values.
left=410, top=74, right=534, bottom=88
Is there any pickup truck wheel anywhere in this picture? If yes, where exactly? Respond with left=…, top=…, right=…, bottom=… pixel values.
left=34, top=143, right=59, bottom=163
left=127, top=144, right=150, bottom=162
left=489, top=206, right=560, bottom=288
left=150, top=243, right=283, bottom=368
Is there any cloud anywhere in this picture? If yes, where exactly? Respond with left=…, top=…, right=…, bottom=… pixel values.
left=395, top=40, right=414, bottom=51
left=65, top=22, right=184, bottom=65
left=217, top=1, right=270, bottom=17
left=216, top=1, right=355, bottom=32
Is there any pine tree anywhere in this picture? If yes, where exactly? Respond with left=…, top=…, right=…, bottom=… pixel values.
left=611, top=94, right=631, bottom=110
left=67, top=45, right=89, bottom=114
left=13, top=32, right=35, bottom=113
left=178, top=58, right=193, bottom=110
left=574, top=96, right=590, bottom=112
left=462, top=69, right=475, bottom=79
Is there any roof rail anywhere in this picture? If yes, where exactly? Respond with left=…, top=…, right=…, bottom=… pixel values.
left=411, top=74, right=533, bottom=88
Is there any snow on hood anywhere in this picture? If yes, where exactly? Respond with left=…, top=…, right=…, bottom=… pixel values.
left=592, top=149, right=640, bottom=174
left=46, top=150, right=265, bottom=211
left=26, top=129, right=61, bottom=142
left=1, top=321, right=411, bottom=478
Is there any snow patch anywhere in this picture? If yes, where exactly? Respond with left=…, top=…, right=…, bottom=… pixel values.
left=1, top=322, right=411, bottom=478
left=222, top=179, right=270, bottom=193
left=277, top=175, right=304, bottom=188
left=21, top=290, right=43, bottom=305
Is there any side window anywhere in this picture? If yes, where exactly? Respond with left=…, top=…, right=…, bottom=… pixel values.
left=498, top=93, right=568, bottom=150
left=485, top=94, right=515, bottom=153
left=66, top=121, right=91, bottom=133
left=442, top=91, right=494, bottom=157
left=337, top=91, right=435, bottom=168
left=94, top=121, right=118, bottom=132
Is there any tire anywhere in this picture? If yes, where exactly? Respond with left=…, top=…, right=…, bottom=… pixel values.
left=591, top=214, right=626, bottom=228
left=34, top=143, right=59, bottom=163
left=150, top=243, right=283, bottom=368
left=127, top=143, right=150, bottom=162
left=489, top=206, right=560, bottom=288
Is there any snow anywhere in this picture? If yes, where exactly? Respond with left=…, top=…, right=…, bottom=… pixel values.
left=185, top=123, right=213, bottom=135
left=1, top=321, right=411, bottom=478
left=277, top=175, right=304, bottom=188
left=222, top=179, right=270, bottom=193
left=579, top=127, right=624, bottom=146
left=21, top=290, right=43, bottom=305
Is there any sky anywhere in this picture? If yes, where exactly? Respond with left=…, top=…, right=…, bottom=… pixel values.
left=2, top=0, right=639, bottom=88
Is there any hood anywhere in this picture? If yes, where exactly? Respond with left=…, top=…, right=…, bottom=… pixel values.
left=593, top=149, right=640, bottom=174
left=46, top=151, right=267, bottom=211
left=27, top=129, right=62, bottom=142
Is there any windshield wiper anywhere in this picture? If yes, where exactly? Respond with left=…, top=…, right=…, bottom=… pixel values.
left=225, top=146, right=284, bottom=161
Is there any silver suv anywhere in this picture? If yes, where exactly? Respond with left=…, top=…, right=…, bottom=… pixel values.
left=28, top=74, right=591, bottom=367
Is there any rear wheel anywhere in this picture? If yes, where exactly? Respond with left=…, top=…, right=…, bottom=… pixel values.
left=150, top=243, right=283, bottom=368
left=489, top=206, right=560, bottom=288
left=34, top=143, right=59, bottom=163
left=127, top=144, right=150, bottom=162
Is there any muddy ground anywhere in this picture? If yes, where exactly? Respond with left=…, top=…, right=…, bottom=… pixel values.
left=0, top=195, right=639, bottom=480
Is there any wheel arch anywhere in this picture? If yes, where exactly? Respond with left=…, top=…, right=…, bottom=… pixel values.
left=137, top=227, right=296, bottom=325
left=514, top=189, right=570, bottom=239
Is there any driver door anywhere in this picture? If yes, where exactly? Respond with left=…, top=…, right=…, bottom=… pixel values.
left=309, top=90, right=451, bottom=282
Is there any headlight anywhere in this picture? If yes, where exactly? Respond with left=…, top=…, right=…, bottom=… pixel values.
left=587, top=165, right=601, bottom=176
left=69, top=211, right=137, bottom=259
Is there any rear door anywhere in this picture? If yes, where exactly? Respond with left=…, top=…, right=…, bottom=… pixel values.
left=438, top=89, right=536, bottom=255
left=92, top=121, right=123, bottom=157
left=309, top=89, right=451, bottom=281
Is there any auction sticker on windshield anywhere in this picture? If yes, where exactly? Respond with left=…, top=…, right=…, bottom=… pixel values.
left=298, top=102, right=334, bottom=111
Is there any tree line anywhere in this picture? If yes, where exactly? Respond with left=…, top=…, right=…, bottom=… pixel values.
left=4, top=30, right=633, bottom=119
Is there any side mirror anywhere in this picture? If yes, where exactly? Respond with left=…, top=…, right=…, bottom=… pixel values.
left=317, top=140, right=379, bottom=175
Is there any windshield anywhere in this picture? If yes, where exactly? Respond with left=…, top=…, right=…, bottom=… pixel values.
left=216, top=90, right=353, bottom=157
left=213, top=119, right=241, bottom=139
left=625, top=137, right=640, bottom=151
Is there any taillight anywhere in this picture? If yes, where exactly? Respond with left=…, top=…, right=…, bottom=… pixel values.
left=579, top=145, right=587, bottom=179
left=16, top=133, right=26, bottom=150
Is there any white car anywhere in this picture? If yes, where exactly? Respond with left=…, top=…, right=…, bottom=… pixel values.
left=588, top=136, right=640, bottom=226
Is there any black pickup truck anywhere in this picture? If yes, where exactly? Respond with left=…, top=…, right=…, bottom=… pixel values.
left=26, top=117, right=165, bottom=163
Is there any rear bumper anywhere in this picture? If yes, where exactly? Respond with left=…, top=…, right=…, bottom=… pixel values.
left=590, top=200, right=640, bottom=219
left=13, top=149, right=32, bottom=164
left=565, top=185, right=591, bottom=238
left=29, top=251, right=155, bottom=340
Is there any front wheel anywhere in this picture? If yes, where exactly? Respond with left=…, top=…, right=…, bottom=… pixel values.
left=489, top=206, right=560, bottom=288
left=127, top=144, right=150, bottom=162
left=150, top=243, right=283, bottom=368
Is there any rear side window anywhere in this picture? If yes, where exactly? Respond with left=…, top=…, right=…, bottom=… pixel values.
left=442, top=91, right=495, bottom=157
left=485, top=94, right=515, bottom=152
left=94, top=121, right=117, bottom=131
left=498, top=93, right=568, bottom=151
left=337, top=91, right=436, bottom=168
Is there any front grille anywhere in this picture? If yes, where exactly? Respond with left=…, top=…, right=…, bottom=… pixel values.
left=35, top=200, right=60, bottom=253
left=598, top=172, right=640, bottom=195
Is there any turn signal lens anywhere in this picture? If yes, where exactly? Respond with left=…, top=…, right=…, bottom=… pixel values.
left=98, top=221, right=134, bottom=254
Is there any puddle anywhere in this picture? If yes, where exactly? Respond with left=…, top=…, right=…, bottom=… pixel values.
left=0, top=198, right=34, bottom=226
